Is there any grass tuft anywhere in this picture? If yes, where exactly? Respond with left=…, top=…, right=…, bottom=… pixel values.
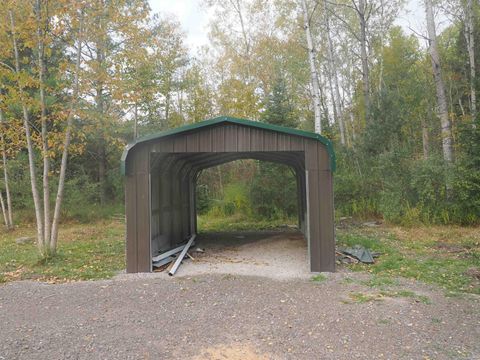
left=311, top=274, right=327, bottom=282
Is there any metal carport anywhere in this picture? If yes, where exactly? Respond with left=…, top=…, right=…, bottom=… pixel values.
left=121, top=116, right=336, bottom=273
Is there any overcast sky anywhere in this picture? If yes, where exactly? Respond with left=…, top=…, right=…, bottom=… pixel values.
left=148, top=0, right=441, bottom=52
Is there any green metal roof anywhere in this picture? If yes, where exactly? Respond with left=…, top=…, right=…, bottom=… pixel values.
left=121, top=116, right=336, bottom=175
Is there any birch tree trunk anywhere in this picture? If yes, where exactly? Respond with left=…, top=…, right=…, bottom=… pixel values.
left=9, top=10, right=45, bottom=251
left=424, top=0, right=454, bottom=163
left=0, top=190, right=7, bottom=228
left=50, top=12, right=84, bottom=251
left=357, top=0, right=370, bottom=124
left=0, top=108, right=13, bottom=229
left=36, top=0, right=51, bottom=246
left=465, top=0, right=476, bottom=119
left=95, top=1, right=107, bottom=206
left=301, top=0, right=322, bottom=134
left=323, top=0, right=345, bottom=144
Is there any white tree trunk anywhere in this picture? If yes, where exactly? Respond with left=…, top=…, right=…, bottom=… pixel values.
left=36, top=0, right=51, bottom=247
left=0, top=189, right=8, bottom=229
left=0, top=109, right=13, bottom=229
left=465, top=0, right=476, bottom=119
left=357, top=0, right=370, bottom=123
left=9, top=10, right=45, bottom=250
left=301, top=0, right=322, bottom=134
left=50, top=11, right=84, bottom=251
left=425, top=0, right=454, bottom=164
left=323, top=0, right=345, bottom=144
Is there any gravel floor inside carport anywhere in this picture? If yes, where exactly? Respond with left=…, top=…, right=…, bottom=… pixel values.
left=0, top=232, right=479, bottom=360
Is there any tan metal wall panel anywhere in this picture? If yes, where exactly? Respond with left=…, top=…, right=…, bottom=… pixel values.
left=186, top=132, right=200, bottom=152
left=135, top=146, right=151, bottom=272
left=237, top=125, right=251, bottom=151
left=125, top=167, right=137, bottom=273
left=305, top=141, right=335, bottom=272
left=212, top=126, right=225, bottom=152
left=305, top=140, right=319, bottom=170
left=318, top=169, right=335, bottom=271
left=317, top=143, right=330, bottom=171
left=149, top=124, right=316, bottom=154
left=305, top=169, right=321, bottom=271
left=224, top=124, right=238, bottom=151
left=173, top=136, right=187, bottom=152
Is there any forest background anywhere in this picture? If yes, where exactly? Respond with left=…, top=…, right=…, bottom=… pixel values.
left=0, top=0, right=479, bottom=257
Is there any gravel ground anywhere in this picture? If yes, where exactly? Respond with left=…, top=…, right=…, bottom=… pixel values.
left=0, top=233, right=479, bottom=360
left=174, top=231, right=311, bottom=280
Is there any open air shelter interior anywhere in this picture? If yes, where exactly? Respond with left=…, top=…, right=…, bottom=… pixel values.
left=121, top=116, right=335, bottom=273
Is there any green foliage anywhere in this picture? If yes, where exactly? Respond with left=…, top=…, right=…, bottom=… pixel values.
left=207, top=181, right=251, bottom=218
left=198, top=213, right=296, bottom=232
left=334, top=26, right=480, bottom=225
left=250, top=163, right=297, bottom=220
left=261, top=75, right=298, bottom=128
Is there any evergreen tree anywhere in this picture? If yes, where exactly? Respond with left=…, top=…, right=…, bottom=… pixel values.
left=261, top=76, right=297, bottom=128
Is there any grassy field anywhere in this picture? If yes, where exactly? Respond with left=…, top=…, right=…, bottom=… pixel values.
left=197, top=213, right=297, bottom=232
left=0, top=218, right=478, bottom=295
left=0, top=220, right=125, bottom=283
left=337, top=223, right=480, bottom=295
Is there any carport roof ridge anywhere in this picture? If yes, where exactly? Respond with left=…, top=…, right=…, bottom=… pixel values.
left=121, top=116, right=336, bottom=175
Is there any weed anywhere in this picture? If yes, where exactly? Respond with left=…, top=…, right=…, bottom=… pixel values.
left=362, top=275, right=397, bottom=288
left=380, top=290, right=432, bottom=304
left=342, top=277, right=355, bottom=284
left=348, top=292, right=384, bottom=303
left=311, top=274, right=327, bottom=282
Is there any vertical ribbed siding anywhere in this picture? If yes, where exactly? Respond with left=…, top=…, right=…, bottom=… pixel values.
left=125, top=123, right=334, bottom=273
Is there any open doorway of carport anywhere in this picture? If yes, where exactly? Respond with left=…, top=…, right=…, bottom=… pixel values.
left=122, top=116, right=335, bottom=274
left=177, top=159, right=308, bottom=277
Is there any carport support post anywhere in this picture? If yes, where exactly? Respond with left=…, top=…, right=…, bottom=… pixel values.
left=305, top=167, right=335, bottom=272
left=125, top=146, right=151, bottom=273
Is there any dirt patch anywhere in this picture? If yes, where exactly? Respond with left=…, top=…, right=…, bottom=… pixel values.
left=192, top=343, right=271, bottom=360
left=465, top=267, right=480, bottom=280
left=172, top=231, right=312, bottom=280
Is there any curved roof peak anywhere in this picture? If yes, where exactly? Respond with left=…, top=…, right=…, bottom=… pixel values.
left=121, top=116, right=336, bottom=175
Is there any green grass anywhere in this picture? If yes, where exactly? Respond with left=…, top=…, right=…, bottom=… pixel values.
left=347, top=292, right=384, bottom=303
left=337, top=226, right=480, bottom=295
left=346, top=289, right=431, bottom=304
left=361, top=275, right=398, bottom=288
left=0, top=220, right=125, bottom=283
left=311, top=274, right=327, bottom=282
left=198, top=213, right=297, bottom=232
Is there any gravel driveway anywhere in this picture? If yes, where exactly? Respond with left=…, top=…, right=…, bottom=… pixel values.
left=0, top=271, right=479, bottom=360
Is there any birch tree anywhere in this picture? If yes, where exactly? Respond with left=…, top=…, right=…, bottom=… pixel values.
left=5, top=1, right=84, bottom=255
left=301, top=0, right=323, bottom=134
left=465, top=0, right=476, bottom=119
left=0, top=107, right=13, bottom=230
left=424, top=0, right=454, bottom=163
left=322, top=0, right=346, bottom=143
